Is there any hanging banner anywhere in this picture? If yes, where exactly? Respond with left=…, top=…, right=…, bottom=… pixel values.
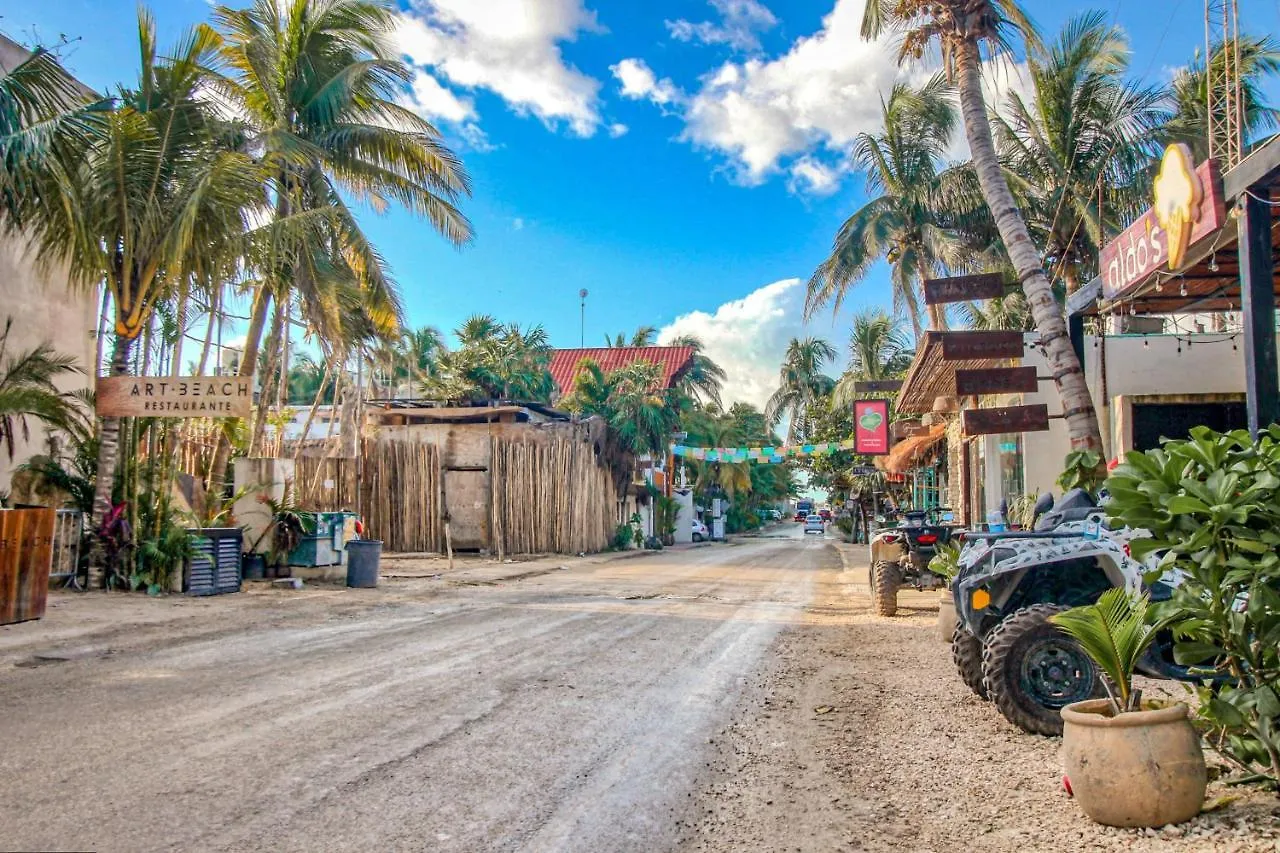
left=670, top=439, right=855, bottom=463
left=853, top=399, right=890, bottom=455
left=96, top=376, right=254, bottom=418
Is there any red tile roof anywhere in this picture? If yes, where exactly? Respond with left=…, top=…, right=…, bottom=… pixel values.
left=549, top=346, right=695, bottom=395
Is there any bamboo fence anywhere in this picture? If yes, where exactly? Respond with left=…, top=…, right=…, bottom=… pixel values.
left=489, top=436, right=616, bottom=557
left=358, top=440, right=444, bottom=553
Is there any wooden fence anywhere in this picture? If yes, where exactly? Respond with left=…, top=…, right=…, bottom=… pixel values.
left=0, top=509, right=55, bottom=625
left=489, top=436, right=617, bottom=557
left=360, top=441, right=444, bottom=553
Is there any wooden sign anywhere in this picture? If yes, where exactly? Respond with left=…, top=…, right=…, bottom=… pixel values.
left=955, top=366, right=1039, bottom=396
left=96, top=376, right=254, bottom=418
left=0, top=509, right=55, bottom=625
left=961, top=404, right=1050, bottom=436
left=850, top=466, right=878, bottom=476
left=892, top=420, right=929, bottom=439
left=940, top=331, right=1024, bottom=362
left=853, top=379, right=903, bottom=393
left=924, top=273, right=1006, bottom=305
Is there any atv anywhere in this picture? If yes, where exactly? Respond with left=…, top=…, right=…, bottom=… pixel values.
left=950, top=489, right=1198, bottom=736
left=869, top=507, right=960, bottom=617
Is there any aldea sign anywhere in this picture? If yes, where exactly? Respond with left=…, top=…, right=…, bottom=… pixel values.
left=96, top=376, right=254, bottom=418
left=1100, top=144, right=1225, bottom=301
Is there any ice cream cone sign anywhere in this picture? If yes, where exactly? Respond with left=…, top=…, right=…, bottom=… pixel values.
left=1152, top=143, right=1203, bottom=270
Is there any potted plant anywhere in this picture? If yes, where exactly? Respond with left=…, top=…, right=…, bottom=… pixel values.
left=1051, top=588, right=1206, bottom=827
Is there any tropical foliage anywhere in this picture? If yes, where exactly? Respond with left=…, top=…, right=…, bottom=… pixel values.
left=0, top=320, right=88, bottom=460
left=1051, top=588, right=1164, bottom=714
left=765, top=337, right=837, bottom=443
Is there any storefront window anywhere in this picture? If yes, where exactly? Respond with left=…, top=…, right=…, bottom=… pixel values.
left=998, top=434, right=1025, bottom=501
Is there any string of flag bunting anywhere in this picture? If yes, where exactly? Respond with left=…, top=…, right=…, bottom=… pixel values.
left=670, top=439, right=856, bottom=465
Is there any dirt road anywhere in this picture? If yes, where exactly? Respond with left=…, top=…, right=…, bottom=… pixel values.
left=2, top=528, right=1275, bottom=853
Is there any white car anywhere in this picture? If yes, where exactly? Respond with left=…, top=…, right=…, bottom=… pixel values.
left=803, top=516, right=826, bottom=535
left=692, top=519, right=709, bottom=542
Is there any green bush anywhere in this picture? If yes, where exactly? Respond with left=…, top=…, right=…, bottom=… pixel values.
left=1057, top=449, right=1106, bottom=497
left=1107, top=426, right=1280, bottom=787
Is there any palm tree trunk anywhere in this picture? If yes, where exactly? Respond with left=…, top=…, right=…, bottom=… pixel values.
left=927, top=303, right=948, bottom=331
left=88, top=333, right=135, bottom=587
left=250, top=297, right=286, bottom=456
left=293, top=351, right=334, bottom=464
left=954, top=41, right=1103, bottom=453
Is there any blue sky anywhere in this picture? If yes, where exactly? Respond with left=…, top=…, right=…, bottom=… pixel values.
left=4, top=0, right=1279, bottom=407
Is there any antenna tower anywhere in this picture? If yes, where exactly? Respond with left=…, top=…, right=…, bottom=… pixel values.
left=1204, top=0, right=1245, bottom=167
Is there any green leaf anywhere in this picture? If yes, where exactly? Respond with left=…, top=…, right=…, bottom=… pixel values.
left=1206, top=696, right=1248, bottom=728
left=1165, top=495, right=1210, bottom=515
left=1173, top=640, right=1224, bottom=665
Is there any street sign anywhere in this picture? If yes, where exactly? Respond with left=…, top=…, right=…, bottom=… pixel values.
left=955, top=366, right=1039, bottom=396
left=961, top=404, right=1049, bottom=436
left=853, top=399, right=890, bottom=455
left=923, top=273, right=1006, bottom=305
left=853, top=379, right=903, bottom=393
left=850, top=466, right=877, bottom=476
left=96, top=376, right=254, bottom=418
left=940, top=331, right=1024, bottom=362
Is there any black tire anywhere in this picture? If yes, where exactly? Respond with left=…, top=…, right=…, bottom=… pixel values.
left=982, top=604, right=1105, bottom=736
left=951, top=621, right=988, bottom=699
left=872, top=560, right=899, bottom=617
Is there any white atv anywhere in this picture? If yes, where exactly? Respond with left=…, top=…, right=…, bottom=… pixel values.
left=950, top=489, right=1196, bottom=736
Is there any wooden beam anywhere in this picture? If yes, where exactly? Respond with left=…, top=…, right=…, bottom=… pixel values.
left=853, top=379, right=903, bottom=393
left=940, top=331, right=1024, bottom=361
left=955, top=366, right=1038, bottom=396
left=961, top=404, right=1050, bottom=436
left=924, top=273, right=1006, bottom=305
left=1238, top=186, right=1279, bottom=436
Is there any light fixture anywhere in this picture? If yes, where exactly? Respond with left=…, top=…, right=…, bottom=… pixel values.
left=1208, top=254, right=1219, bottom=273
left=1180, top=282, right=1188, bottom=297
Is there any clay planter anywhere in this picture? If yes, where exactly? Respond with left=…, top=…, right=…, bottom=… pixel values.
left=937, top=589, right=956, bottom=643
left=1061, top=699, right=1206, bottom=827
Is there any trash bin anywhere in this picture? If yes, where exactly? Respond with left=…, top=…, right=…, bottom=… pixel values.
left=345, top=539, right=382, bottom=588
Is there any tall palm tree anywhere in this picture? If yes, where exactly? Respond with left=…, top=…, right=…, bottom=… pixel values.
left=1164, top=36, right=1280, bottom=163
left=832, top=310, right=913, bottom=406
left=995, top=12, right=1166, bottom=293
left=206, top=0, right=473, bottom=485
left=959, top=293, right=1033, bottom=330
left=607, top=361, right=681, bottom=457
left=664, top=333, right=726, bottom=408
left=0, top=321, right=88, bottom=460
left=765, top=337, right=837, bottom=443
left=406, top=325, right=447, bottom=390
left=605, top=326, right=658, bottom=347
left=807, top=75, right=964, bottom=338
left=861, top=0, right=1103, bottom=452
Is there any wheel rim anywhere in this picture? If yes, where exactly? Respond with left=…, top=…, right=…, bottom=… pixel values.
left=1019, top=638, right=1095, bottom=708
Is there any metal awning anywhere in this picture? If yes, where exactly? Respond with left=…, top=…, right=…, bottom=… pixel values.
left=896, top=331, right=1020, bottom=415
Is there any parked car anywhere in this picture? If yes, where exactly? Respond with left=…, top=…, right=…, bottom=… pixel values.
left=803, top=515, right=826, bottom=535
left=692, top=518, right=709, bottom=542
left=818, top=508, right=833, bottom=522
left=794, top=511, right=807, bottom=522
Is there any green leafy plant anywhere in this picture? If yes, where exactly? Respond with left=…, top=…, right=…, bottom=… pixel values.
left=1107, top=426, right=1280, bottom=787
left=249, top=486, right=315, bottom=567
left=1057, top=449, right=1106, bottom=497
left=610, top=523, right=633, bottom=551
left=927, top=540, right=962, bottom=585
left=1005, top=493, right=1039, bottom=529
left=1051, top=589, right=1166, bottom=714
left=654, top=494, right=679, bottom=544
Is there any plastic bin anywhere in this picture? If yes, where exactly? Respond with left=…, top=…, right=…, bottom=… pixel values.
left=345, top=539, right=382, bottom=588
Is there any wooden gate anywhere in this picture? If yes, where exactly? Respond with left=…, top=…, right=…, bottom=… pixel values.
left=0, top=509, right=56, bottom=625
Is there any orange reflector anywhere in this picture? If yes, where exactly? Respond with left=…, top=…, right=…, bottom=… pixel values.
left=972, top=589, right=991, bottom=610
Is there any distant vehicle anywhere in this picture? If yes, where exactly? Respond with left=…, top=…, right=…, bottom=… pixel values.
left=764, top=509, right=782, bottom=521
left=794, top=511, right=807, bottom=522
left=818, top=508, right=833, bottom=522
left=796, top=499, right=814, bottom=515
left=692, top=518, right=709, bottom=542
left=803, top=516, right=826, bottom=535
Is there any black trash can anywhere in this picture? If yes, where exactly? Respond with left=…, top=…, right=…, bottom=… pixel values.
left=345, top=539, right=382, bottom=588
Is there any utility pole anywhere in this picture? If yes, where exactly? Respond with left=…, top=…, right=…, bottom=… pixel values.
left=579, top=288, right=588, bottom=347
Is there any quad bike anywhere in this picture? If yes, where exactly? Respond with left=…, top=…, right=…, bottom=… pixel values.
left=949, top=489, right=1199, bottom=736
left=869, top=507, right=960, bottom=617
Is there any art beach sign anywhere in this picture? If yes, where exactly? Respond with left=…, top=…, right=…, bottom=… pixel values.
left=96, top=376, right=254, bottom=418
left=1099, top=145, right=1225, bottom=301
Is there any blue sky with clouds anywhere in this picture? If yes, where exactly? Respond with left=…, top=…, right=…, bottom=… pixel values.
left=3, top=0, right=1279, bottom=407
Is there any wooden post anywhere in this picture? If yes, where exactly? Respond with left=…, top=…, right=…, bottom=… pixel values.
left=1238, top=186, right=1279, bottom=437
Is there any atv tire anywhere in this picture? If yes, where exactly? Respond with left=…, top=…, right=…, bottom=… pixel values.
left=982, top=604, right=1105, bottom=736
left=872, top=560, right=899, bottom=617
left=951, top=621, right=988, bottom=699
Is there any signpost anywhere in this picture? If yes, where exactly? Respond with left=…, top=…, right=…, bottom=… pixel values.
left=940, top=331, right=1024, bottom=361
left=961, top=404, right=1050, bottom=436
left=96, top=376, right=254, bottom=418
left=891, top=420, right=929, bottom=439
left=954, top=366, right=1039, bottom=396
left=853, top=399, right=890, bottom=455
left=923, top=273, right=1006, bottom=305
left=853, top=379, right=903, bottom=393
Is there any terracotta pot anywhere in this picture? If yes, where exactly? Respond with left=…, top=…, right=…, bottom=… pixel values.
left=937, top=589, right=956, bottom=643
left=1061, top=699, right=1206, bottom=828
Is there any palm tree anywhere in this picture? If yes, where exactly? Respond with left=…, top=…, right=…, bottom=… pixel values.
left=994, top=12, right=1166, bottom=293
left=561, top=358, right=613, bottom=416
left=664, top=333, right=726, bottom=408
left=607, top=361, right=681, bottom=457
left=959, top=293, right=1033, bottom=330
left=860, top=0, right=1104, bottom=452
left=0, top=321, right=88, bottom=460
left=406, top=325, right=447, bottom=390
left=1164, top=36, right=1280, bottom=163
left=832, top=310, right=914, bottom=406
left=765, top=337, right=837, bottom=443
left=807, top=75, right=964, bottom=338
left=605, top=326, right=658, bottom=347
left=206, top=0, right=473, bottom=485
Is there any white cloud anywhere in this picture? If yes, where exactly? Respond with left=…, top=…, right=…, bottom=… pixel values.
left=396, top=0, right=603, bottom=137
left=658, top=278, right=813, bottom=410
left=666, top=0, right=778, bottom=53
left=611, top=58, right=683, bottom=107
left=608, top=122, right=629, bottom=138
left=512, top=217, right=525, bottom=230
left=787, top=156, right=845, bottom=196
left=405, top=70, right=476, bottom=123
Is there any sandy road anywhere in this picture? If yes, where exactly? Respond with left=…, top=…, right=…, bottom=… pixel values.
left=0, top=528, right=843, bottom=853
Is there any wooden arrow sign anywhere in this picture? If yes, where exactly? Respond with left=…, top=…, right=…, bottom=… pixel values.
left=853, top=379, right=903, bottom=393
left=955, top=366, right=1038, bottom=396
left=961, top=404, right=1049, bottom=436
left=924, top=273, right=1006, bottom=305
left=940, top=331, right=1024, bottom=361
